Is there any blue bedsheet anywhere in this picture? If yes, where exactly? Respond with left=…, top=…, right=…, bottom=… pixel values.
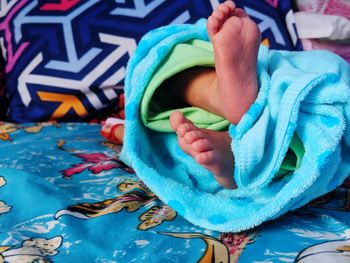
left=0, top=122, right=349, bottom=262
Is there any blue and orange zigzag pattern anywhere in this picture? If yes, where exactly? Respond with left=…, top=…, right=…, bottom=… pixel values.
left=0, top=0, right=300, bottom=122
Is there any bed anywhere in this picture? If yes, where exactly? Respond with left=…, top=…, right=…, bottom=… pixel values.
left=1, top=0, right=349, bottom=262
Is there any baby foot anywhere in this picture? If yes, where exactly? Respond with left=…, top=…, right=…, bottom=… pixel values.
left=170, top=111, right=236, bottom=189
left=207, top=1, right=261, bottom=124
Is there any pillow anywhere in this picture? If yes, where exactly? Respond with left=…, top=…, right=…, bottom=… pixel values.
left=0, top=0, right=300, bottom=122
left=236, top=0, right=302, bottom=50
left=0, top=56, right=7, bottom=119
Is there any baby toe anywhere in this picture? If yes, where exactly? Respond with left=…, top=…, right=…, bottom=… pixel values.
left=192, top=138, right=212, bottom=153
left=207, top=16, right=220, bottom=36
left=184, top=129, right=202, bottom=144
left=195, top=150, right=215, bottom=165
left=225, top=1, right=236, bottom=11
left=177, top=123, right=195, bottom=137
left=170, top=110, right=191, bottom=131
left=233, top=8, right=248, bottom=18
left=212, top=9, right=225, bottom=20
left=177, top=136, right=191, bottom=155
left=217, top=2, right=232, bottom=17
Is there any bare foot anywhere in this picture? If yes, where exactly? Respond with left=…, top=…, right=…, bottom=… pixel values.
left=207, top=1, right=261, bottom=124
left=170, top=111, right=236, bottom=189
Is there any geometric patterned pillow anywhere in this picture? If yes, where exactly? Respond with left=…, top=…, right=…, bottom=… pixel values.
left=0, top=55, right=8, bottom=119
left=0, top=0, right=300, bottom=122
left=237, top=0, right=302, bottom=50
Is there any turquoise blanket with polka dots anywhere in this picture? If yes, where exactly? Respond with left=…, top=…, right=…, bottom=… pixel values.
left=121, top=19, right=350, bottom=232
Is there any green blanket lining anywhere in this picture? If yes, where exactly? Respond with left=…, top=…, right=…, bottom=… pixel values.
left=140, top=39, right=304, bottom=176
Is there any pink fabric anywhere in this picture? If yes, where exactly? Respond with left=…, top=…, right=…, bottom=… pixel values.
left=297, top=0, right=350, bottom=65
left=301, top=39, right=350, bottom=64
left=297, top=0, right=350, bottom=19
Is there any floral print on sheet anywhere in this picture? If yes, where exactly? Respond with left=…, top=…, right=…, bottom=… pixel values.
left=0, top=122, right=349, bottom=262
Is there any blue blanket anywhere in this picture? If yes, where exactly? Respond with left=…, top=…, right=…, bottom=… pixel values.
left=121, top=19, right=350, bottom=232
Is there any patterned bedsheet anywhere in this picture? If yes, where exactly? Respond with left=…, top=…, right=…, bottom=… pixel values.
left=0, top=122, right=349, bottom=262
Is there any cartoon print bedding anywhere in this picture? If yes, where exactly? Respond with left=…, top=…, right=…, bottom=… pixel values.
left=1, top=0, right=350, bottom=261
left=0, top=122, right=350, bottom=262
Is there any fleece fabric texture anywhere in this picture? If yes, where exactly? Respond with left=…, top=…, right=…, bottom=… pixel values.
left=140, top=39, right=304, bottom=177
left=121, top=19, right=350, bottom=232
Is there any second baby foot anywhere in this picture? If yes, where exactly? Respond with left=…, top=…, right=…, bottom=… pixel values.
left=170, top=111, right=236, bottom=189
